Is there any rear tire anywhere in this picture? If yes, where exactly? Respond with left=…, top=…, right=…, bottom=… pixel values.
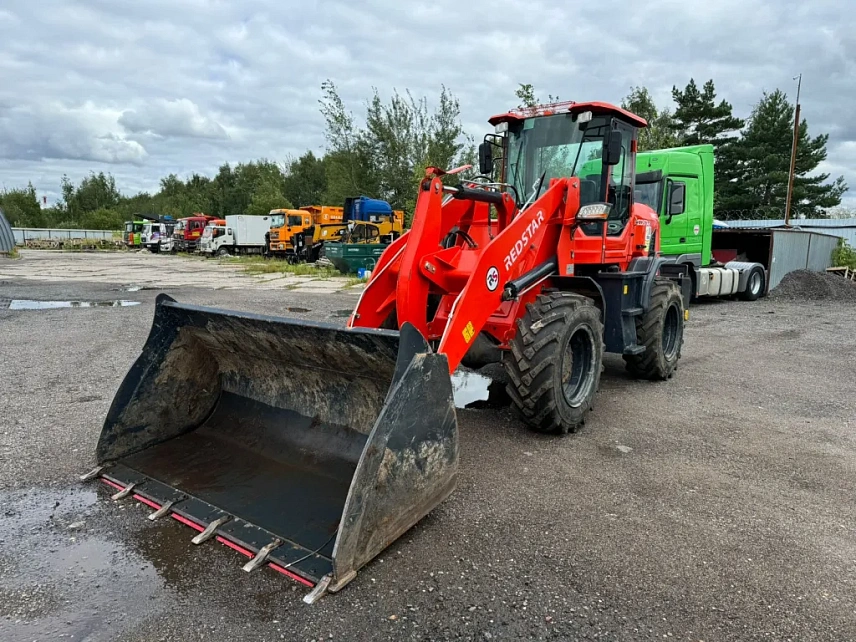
left=504, top=292, right=604, bottom=435
left=623, top=278, right=684, bottom=380
left=739, top=266, right=765, bottom=301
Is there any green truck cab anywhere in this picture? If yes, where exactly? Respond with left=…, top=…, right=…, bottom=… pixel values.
left=635, top=145, right=767, bottom=301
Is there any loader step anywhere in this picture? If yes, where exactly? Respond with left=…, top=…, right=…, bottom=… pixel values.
left=623, top=344, right=646, bottom=356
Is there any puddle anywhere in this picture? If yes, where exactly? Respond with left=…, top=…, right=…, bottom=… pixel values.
left=0, top=487, right=164, bottom=642
left=287, top=307, right=311, bottom=313
left=8, top=300, right=141, bottom=310
left=452, top=371, right=493, bottom=408
left=330, top=309, right=353, bottom=318
left=451, top=369, right=513, bottom=409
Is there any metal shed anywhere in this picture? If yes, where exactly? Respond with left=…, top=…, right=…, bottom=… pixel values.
left=711, top=227, right=841, bottom=291
left=728, top=218, right=856, bottom=248
left=0, top=208, right=14, bottom=254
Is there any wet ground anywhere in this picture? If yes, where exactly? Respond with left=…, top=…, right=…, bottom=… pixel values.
left=1, top=252, right=855, bottom=641
left=0, top=250, right=360, bottom=292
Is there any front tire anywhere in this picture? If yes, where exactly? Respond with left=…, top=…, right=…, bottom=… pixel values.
left=624, top=278, right=684, bottom=380
left=216, top=247, right=230, bottom=257
left=504, top=292, right=604, bottom=435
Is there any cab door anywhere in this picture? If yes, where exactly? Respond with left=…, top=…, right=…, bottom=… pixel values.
left=659, top=177, right=699, bottom=257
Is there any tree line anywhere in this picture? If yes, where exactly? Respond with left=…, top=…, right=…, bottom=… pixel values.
left=618, top=80, right=847, bottom=218
left=0, top=78, right=848, bottom=230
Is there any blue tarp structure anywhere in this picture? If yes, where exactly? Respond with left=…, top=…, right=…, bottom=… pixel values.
left=0, top=207, right=14, bottom=253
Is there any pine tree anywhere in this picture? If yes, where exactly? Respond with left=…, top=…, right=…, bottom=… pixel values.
left=671, top=79, right=744, bottom=146
left=670, top=79, right=745, bottom=208
left=620, top=86, right=679, bottom=151
left=715, top=89, right=847, bottom=218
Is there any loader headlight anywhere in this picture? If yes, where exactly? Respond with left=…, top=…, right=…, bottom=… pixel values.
left=494, top=121, right=508, bottom=134
left=577, top=203, right=612, bottom=220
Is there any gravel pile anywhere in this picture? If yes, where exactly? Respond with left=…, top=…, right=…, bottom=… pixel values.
left=770, top=269, right=856, bottom=301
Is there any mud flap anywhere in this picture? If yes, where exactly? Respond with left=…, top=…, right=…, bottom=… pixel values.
left=90, top=294, right=458, bottom=592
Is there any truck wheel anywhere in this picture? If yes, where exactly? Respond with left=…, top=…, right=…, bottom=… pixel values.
left=217, top=247, right=230, bottom=257
left=504, top=292, right=604, bottom=435
left=739, top=266, right=765, bottom=301
left=624, top=278, right=684, bottom=380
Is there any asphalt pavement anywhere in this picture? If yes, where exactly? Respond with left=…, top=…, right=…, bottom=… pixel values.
left=1, top=252, right=855, bottom=641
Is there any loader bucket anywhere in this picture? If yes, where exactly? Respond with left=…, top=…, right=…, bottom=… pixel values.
left=90, top=294, right=458, bottom=594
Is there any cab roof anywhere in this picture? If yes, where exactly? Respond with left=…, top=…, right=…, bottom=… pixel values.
left=488, top=101, right=647, bottom=128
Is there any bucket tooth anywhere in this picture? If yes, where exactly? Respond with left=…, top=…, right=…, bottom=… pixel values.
left=147, top=499, right=179, bottom=521
left=242, top=539, right=282, bottom=573
left=110, top=482, right=137, bottom=501
left=191, top=516, right=231, bottom=544
left=79, top=465, right=106, bottom=482
left=303, top=574, right=332, bottom=604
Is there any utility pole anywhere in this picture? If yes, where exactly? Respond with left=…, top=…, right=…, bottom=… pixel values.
left=784, top=74, right=802, bottom=226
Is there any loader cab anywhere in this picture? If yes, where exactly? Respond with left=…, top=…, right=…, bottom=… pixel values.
left=493, top=104, right=639, bottom=236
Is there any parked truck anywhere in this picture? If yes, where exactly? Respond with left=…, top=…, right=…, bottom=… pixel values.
left=634, top=144, right=768, bottom=300
left=316, top=196, right=406, bottom=272
left=199, top=214, right=271, bottom=256
left=141, top=217, right=176, bottom=253
left=123, top=220, right=146, bottom=248
left=343, top=196, right=405, bottom=241
left=268, top=206, right=344, bottom=259
left=172, top=214, right=216, bottom=252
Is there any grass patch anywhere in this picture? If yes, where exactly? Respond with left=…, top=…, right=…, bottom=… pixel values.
left=343, top=276, right=366, bottom=288
left=224, top=256, right=342, bottom=278
left=3, top=247, right=20, bottom=259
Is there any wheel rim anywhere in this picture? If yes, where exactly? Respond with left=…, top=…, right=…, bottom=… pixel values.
left=662, top=303, right=681, bottom=360
left=561, top=326, right=596, bottom=408
left=749, top=271, right=762, bottom=295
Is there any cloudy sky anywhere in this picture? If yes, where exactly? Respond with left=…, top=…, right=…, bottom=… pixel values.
left=1, top=0, right=854, bottom=207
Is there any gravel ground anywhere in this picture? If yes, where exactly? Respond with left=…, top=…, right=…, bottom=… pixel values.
left=1, top=254, right=855, bottom=641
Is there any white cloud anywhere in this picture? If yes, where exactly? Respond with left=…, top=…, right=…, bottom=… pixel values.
left=119, top=99, right=229, bottom=140
left=0, top=0, right=853, bottom=208
left=0, top=102, right=147, bottom=165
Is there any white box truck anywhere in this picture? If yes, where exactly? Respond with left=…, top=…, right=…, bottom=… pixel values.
left=199, top=215, right=270, bottom=256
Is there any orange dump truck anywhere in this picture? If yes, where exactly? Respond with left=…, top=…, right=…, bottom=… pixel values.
left=267, top=206, right=344, bottom=259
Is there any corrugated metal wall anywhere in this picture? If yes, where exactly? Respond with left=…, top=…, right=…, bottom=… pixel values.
left=0, top=208, right=14, bottom=253
left=766, top=230, right=838, bottom=289
left=729, top=218, right=856, bottom=247
left=770, top=231, right=811, bottom=289
left=13, top=228, right=117, bottom=243
left=806, top=233, right=840, bottom=272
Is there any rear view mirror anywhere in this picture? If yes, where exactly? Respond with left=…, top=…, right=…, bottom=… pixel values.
left=227, top=228, right=233, bottom=235
left=478, top=142, right=493, bottom=175
left=604, top=130, right=622, bottom=166
left=668, top=182, right=686, bottom=217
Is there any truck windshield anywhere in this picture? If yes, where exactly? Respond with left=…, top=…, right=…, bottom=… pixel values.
left=270, top=214, right=284, bottom=228
left=202, top=227, right=213, bottom=239
left=287, top=215, right=303, bottom=227
left=634, top=181, right=663, bottom=213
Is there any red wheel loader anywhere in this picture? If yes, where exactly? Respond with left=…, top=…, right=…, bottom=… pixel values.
left=81, top=101, right=691, bottom=602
